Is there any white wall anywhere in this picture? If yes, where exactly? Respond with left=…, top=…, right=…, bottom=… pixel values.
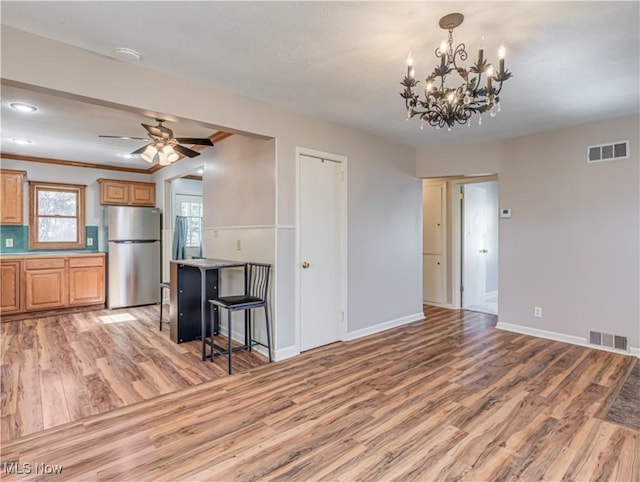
left=201, top=135, right=276, bottom=349
left=203, top=135, right=275, bottom=228
left=418, top=114, right=640, bottom=352
left=416, top=140, right=502, bottom=178
left=3, top=27, right=423, bottom=358
left=172, top=178, right=202, bottom=198
left=0, top=157, right=152, bottom=251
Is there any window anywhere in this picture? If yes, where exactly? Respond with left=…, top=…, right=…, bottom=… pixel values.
left=178, top=196, right=203, bottom=248
left=29, top=182, right=86, bottom=249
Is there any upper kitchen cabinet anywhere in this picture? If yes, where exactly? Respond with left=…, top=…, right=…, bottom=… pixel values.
left=0, top=169, right=26, bottom=224
left=98, top=179, right=156, bottom=206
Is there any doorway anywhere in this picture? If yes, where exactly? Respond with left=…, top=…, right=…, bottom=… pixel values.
left=461, top=181, right=499, bottom=314
left=296, top=150, right=347, bottom=352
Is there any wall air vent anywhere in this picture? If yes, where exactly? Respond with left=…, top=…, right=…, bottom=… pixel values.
left=587, top=140, right=629, bottom=163
left=588, top=330, right=629, bottom=352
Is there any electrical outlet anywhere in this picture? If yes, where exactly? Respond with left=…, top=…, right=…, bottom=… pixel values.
left=534, top=306, right=542, bottom=318
left=236, top=239, right=241, bottom=251
left=5, top=238, right=13, bottom=248
left=87, top=238, right=93, bottom=246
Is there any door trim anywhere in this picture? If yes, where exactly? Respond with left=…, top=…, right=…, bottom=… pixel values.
left=295, top=147, right=348, bottom=353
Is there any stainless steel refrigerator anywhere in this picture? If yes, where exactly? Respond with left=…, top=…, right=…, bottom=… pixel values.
left=106, top=206, right=161, bottom=309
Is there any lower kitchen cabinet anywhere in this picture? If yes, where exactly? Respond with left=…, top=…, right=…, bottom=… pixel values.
left=69, top=256, right=106, bottom=306
left=25, top=268, right=68, bottom=311
left=0, top=259, right=22, bottom=314
left=1, top=253, right=106, bottom=316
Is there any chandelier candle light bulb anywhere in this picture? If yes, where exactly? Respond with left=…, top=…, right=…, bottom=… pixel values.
left=486, top=65, right=494, bottom=91
left=407, top=52, right=414, bottom=78
left=400, top=13, right=512, bottom=129
left=498, top=44, right=506, bottom=74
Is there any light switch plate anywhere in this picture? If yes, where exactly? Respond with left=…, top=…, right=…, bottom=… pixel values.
left=87, top=238, right=94, bottom=246
left=500, top=208, right=512, bottom=218
left=5, top=238, right=13, bottom=248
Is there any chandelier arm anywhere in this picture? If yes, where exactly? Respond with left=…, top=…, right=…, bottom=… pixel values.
left=451, top=43, right=468, bottom=73
left=492, top=80, right=505, bottom=97
left=475, top=72, right=483, bottom=96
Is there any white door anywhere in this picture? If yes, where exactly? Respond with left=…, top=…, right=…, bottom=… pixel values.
left=299, top=154, right=344, bottom=351
left=462, top=181, right=498, bottom=314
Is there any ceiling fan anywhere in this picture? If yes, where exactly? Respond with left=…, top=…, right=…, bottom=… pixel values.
left=100, top=118, right=213, bottom=165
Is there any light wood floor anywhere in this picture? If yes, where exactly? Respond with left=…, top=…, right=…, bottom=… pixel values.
left=1, top=306, right=638, bottom=481
left=0, top=305, right=267, bottom=442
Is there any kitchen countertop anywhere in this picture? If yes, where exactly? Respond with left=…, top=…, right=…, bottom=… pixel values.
left=170, top=258, right=245, bottom=269
left=0, top=251, right=105, bottom=259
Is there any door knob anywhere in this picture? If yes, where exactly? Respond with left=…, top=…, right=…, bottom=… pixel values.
left=479, top=249, right=488, bottom=253
left=302, top=261, right=310, bottom=269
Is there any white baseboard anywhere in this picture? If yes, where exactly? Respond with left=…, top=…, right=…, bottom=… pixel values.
left=347, top=312, right=425, bottom=341
left=274, top=345, right=300, bottom=362
left=423, top=301, right=457, bottom=310
left=496, top=322, right=640, bottom=359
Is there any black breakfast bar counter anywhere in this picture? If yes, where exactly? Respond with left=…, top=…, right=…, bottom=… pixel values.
left=169, top=258, right=245, bottom=360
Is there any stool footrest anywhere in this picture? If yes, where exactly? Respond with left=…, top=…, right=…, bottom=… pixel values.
left=211, top=343, right=251, bottom=357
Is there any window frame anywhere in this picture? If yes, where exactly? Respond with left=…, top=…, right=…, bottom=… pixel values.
left=29, top=181, right=86, bottom=250
left=179, top=199, right=203, bottom=248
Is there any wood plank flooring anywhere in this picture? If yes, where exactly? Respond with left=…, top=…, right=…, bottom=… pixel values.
left=1, top=305, right=638, bottom=481
left=0, top=305, right=267, bottom=442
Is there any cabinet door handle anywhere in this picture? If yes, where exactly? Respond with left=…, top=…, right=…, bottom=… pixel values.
left=302, top=261, right=310, bottom=269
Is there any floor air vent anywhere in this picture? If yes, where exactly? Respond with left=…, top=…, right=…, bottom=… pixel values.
left=587, top=141, right=629, bottom=163
left=588, top=330, right=629, bottom=352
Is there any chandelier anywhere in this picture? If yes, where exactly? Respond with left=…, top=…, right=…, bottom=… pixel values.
left=400, top=13, right=512, bottom=130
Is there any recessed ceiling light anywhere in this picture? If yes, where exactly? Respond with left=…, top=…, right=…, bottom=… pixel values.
left=11, top=138, right=33, bottom=145
left=197, top=169, right=204, bottom=175
left=117, top=153, right=135, bottom=159
left=10, top=102, right=38, bottom=113
left=113, top=47, right=142, bottom=62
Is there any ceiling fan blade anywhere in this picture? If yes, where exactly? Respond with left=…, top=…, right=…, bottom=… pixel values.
left=99, top=135, right=149, bottom=140
left=131, top=144, right=151, bottom=155
left=175, top=137, right=214, bottom=146
left=173, top=144, right=201, bottom=158
left=142, top=122, right=172, bottom=139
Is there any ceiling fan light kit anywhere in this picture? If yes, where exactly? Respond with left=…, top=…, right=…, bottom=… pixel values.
left=100, top=119, right=213, bottom=166
left=140, top=144, right=158, bottom=163
left=400, top=13, right=513, bottom=131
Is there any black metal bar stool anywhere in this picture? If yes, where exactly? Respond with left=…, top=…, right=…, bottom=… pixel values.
left=208, top=263, right=272, bottom=374
left=159, top=281, right=170, bottom=330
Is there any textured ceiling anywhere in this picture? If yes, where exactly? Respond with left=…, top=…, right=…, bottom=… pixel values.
left=1, top=1, right=639, bottom=166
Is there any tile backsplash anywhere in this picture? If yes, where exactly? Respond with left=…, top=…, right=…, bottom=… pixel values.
left=0, top=225, right=99, bottom=254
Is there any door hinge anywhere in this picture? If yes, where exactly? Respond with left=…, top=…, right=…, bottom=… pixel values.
left=460, top=285, right=464, bottom=292
left=459, top=192, right=464, bottom=200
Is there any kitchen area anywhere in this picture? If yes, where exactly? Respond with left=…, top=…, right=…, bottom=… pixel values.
left=0, top=164, right=269, bottom=442
left=0, top=173, right=158, bottom=320
left=0, top=83, right=277, bottom=442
